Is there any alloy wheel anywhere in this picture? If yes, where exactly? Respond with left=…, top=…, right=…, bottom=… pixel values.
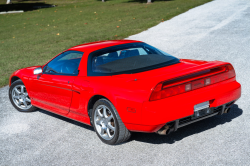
left=11, top=85, right=32, bottom=110
left=94, top=105, right=116, bottom=140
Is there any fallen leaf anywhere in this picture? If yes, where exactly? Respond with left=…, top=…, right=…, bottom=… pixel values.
left=85, top=23, right=88, bottom=25
left=48, top=24, right=49, bottom=26
left=133, top=18, right=135, bottom=19
left=119, top=20, right=121, bottom=21
left=2, top=41, right=4, bottom=43
left=115, top=35, right=117, bottom=37
left=117, top=26, right=119, bottom=28
left=24, top=27, right=25, bottom=28
left=80, top=11, right=82, bottom=12
left=13, top=37, right=15, bottom=38
left=162, top=19, right=164, bottom=21
left=36, top=24, right=38, bottom=25
left=94, top=12, right=96, bottom=13
left=57, top=33, right=60, bottom=35
left=54, top=11, right=57, bottom=12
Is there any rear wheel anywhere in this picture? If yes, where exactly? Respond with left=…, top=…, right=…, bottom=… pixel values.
left=91, top=99, right=131, bottom=145
left=9, top=79, right=37, bottom=112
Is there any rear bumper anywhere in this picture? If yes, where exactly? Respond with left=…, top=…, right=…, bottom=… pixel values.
left=157, top=101, right=234, bottom=135
left=125, top=79, right=241, bottom=132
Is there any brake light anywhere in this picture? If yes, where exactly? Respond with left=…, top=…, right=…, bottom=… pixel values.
left=149, top=64, right=235, bottom=101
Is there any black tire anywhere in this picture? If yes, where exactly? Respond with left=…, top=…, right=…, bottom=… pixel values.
left=91, top=99, right=131, bottom=145
left=9, top=79, right=37, bottom=112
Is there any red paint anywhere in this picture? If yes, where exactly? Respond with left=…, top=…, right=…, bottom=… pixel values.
left=127, top=107, right=136, bottom=113
left=9, top=40, right=241, bottom=133
left=30, top=74, right=74, bottom=115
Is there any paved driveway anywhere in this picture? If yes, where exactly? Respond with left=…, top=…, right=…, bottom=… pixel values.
left=1, top=0, right=250, bottom=165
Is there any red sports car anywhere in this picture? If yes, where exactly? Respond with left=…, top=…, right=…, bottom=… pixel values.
left=9, top=40, right=241, bottom=145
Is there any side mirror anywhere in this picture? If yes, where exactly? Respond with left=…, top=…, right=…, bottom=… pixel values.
left=33, top=67, right=43, bottom=75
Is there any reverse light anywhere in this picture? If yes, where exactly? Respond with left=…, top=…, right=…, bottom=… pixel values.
left=185, top=83, right=191, bottom=91
left=205, top=78, right=211, bottom=85
left=150, top=64, right=235, bottom=101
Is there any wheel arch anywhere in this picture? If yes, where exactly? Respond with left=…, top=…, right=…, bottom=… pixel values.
left=87, top=95, right=110, bottom=121
left=10, top=76, right=21, bottom=85
left=87, top=94, right=115, bottom=125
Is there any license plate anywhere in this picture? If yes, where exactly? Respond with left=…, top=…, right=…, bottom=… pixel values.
left=193, top=101, right=210, bottom=119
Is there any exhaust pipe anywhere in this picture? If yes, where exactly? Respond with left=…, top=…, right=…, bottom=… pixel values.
left=156, top=125, right=169, bottom=135
left=224, top=107, right=231, bottom=113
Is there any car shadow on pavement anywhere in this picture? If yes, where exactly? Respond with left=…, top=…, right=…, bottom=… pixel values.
left=38, top=109, right=94, bottom=131
left=130, top=104, right=243, bottom=144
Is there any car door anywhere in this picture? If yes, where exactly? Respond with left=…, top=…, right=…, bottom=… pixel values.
left=30, top=51, right=84, bottom=115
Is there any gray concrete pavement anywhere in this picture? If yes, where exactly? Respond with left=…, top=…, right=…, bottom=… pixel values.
left=1, top=0, right=250, bottom=165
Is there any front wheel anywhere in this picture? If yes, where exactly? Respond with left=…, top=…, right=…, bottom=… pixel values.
left=9, top=79, right=37, bottom=112
left=91, top=99, right=131, bottom=145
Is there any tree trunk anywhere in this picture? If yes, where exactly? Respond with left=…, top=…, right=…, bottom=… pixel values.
left=102, top=0, right=105, bottom=2
left=6, top=0, right=11, bottom=4
left=147, top=0, right=152, bottom=3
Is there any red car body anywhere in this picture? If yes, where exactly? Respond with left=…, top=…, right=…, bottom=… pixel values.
left=9, top=40, right=241, bottom=133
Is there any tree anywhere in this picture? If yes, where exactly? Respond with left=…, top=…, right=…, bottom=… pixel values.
left=6, top=0, right=12, bottom=4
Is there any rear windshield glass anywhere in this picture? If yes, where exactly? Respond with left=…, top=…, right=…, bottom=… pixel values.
left=90, top=43, right=179, bottom=75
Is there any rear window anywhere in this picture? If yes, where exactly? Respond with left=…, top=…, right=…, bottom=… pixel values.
left=88, top=42, right=179, bottom=76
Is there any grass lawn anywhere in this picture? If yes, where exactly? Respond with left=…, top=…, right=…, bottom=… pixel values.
left=0, top=0, right=212, bottom=87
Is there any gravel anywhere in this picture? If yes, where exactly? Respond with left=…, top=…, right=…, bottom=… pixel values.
left=1, top=0, right=250, bottom=165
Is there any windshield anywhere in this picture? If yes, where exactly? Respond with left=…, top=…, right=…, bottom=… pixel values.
left=89, top=43, right=179, bottom=75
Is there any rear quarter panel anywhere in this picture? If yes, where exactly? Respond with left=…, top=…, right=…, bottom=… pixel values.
left=86, top=76, right=150, bottom=125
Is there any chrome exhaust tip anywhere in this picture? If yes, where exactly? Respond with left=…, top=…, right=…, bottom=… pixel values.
left=224, top=107, right=231, bottom=113
left=156, top=125, right=169, bottom=135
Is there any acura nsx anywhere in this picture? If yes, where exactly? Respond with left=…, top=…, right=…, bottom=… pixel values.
left=9, top=40, right=241, bottom=145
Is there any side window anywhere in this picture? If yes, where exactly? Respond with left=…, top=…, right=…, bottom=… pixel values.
left=44, top=51, right=83, bottom=75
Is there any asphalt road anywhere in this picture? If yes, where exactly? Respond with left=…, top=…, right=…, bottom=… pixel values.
left=1, top=0, right=250, bottom=165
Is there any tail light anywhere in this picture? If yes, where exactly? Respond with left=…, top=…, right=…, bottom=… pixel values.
left=150, top=64, right=235, bottom=101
